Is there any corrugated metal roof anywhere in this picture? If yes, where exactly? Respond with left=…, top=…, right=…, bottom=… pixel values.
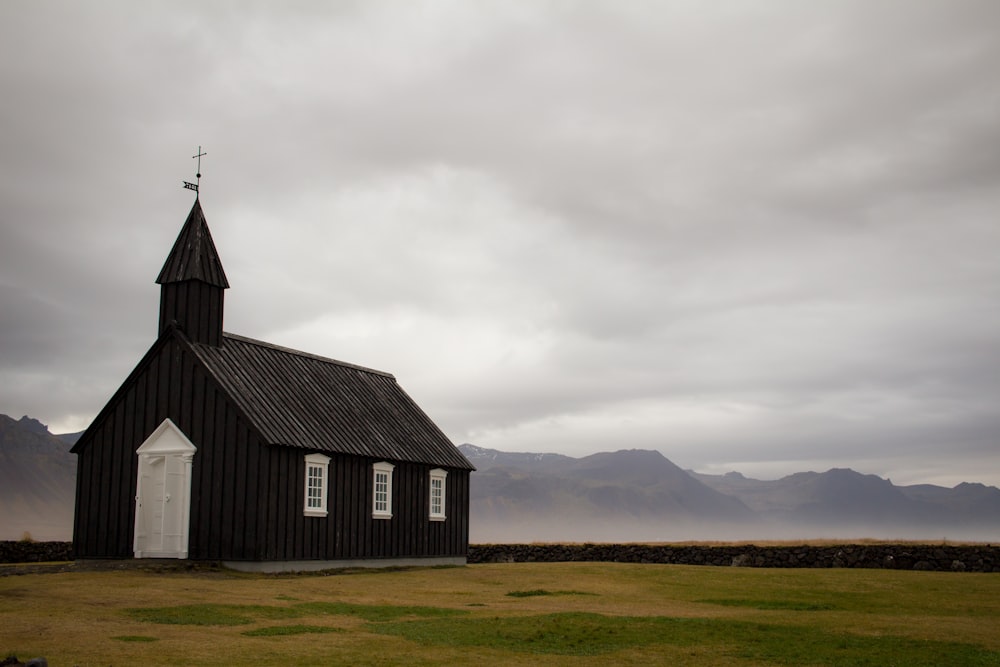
left=156, top=199, right=230, bottom=288
left=189, top=332, right=474, bottom=470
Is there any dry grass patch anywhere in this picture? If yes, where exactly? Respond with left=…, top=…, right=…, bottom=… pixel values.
left=1, top=562, right=999, bottom=665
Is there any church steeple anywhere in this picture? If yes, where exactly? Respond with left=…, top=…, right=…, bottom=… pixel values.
left=156, top=199, right=229, bottom=346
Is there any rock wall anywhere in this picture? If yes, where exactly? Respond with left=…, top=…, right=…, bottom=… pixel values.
left=468, top=543, right=1000, bottom=572
left=0, top=541, right=72, bottom=564
left=3, top=541, right=998, bottom=572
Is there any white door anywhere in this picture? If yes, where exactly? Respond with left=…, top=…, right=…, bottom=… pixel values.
left=134, top=419, right=196, bottom=559
left=135, top=455, right=166, bottom=554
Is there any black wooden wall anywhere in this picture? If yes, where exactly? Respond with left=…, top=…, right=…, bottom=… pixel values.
left=159, top=281, right=224, bottom=347
left=73, top=335, right=263, bottom=560
left=74, top=332, right=470, bottom=562
left=253, top=447, right=470, bottom=562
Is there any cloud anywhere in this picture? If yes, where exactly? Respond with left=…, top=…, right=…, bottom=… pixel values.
left=1, top=1, right=998, bottom=487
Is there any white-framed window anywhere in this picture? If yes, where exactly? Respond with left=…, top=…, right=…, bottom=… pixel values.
left=304, top=453, right=331, bottom=517
left=429, top=468, right=447, bottom=521
left=372, top=461, right=395, bottom=519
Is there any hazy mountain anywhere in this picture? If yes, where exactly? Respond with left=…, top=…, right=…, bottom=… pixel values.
left=899, top=481, right=1000, bottom=518
left=463, top=444, right=1000, bottom=543
left=0, top=414, right=78, bottom=540
left=461, top=444, right=756, bottom=543
left=689, top=468, right=920, bottom=518
left=691, top=468, right=1000, bottom=539
left=460, top=443, right=576, bottom=473
left=55, top=430, right=85, bottom=447
left=5, top=416, right=998, bottom=545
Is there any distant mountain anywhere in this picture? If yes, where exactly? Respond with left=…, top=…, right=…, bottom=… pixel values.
left=55, top=430, right=85, bottom=447
left=691, top=468, right=1000, bottom=539
left=0, top=414, right=77, bottom=540
left=460, top=444, right=755, bottom=543
left=5, top=417, right=998, bottom=545
left=462, top=444, right=1000, bottom=543
left=899, top=481, right=1000, bottom=518
left=689, top=468, right=918, bottom=518
left=460, top=443, right=576, bottom=473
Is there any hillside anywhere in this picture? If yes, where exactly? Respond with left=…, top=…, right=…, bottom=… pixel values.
left=462, top=445, right=755, bottom=542
left=463, top=444, right=1000, bottom=543
left=0, top=414, right=79, bottom=540
left=690, top=468, right=1000, bottom=535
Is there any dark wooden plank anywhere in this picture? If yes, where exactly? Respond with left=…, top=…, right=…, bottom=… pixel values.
left=232, top=421, right=248, bottom=558
left=217, top=405, right=237, bottom=558
left=106, top=401, right=123, bottom=553
left=186, top=364, right=206, bottom=558
left=277, top=447, right=292, bottom=560
left=93, top=426, right=111, bottom=554
left=262, top=444, right=277, bottom=560
left=208, top=391, right=227, bottom=559
left=243, top=429, right=260, bottom=560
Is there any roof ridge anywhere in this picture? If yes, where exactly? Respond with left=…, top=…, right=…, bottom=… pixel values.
left=219, top=332, right=395, bottom=379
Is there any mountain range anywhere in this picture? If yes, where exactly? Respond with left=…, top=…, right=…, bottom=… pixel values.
left=460, top=444, right=1000, bottom=543
left=2, top=413, right=998, bottom=543
left=0, top=414, right=79, bottom=541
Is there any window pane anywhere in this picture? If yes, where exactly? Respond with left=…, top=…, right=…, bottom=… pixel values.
left=372, top=463, right=394, bottom=518
left=304, top=454, right=330, bottom=517
left=307, top=465, right=324, bottom=508
left=431, top=478, right=442, bottom=514
left=375, top=471, right=388, bottom=512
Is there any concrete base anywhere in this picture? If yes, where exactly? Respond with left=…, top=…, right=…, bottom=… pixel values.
left=222, top=555, right=467, bottom=573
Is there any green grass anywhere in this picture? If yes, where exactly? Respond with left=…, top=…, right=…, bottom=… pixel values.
left=3, top=561, right=999, bottom=666
left=372, top=611, right=1000, bottom=664
left=293, top=601, right=468, bottom=622
left=125, top=604, right=302, bottom=626
left=505, top=588, right=595, bottom=598
left=242, top=625, right=343, bottom=637
left=125, top=601, right=465, bottom=625
left=699, top=598, right=838, bottom=611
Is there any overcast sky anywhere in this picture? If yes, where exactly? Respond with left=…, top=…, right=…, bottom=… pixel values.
left=2, top=1, right=998, bottom=487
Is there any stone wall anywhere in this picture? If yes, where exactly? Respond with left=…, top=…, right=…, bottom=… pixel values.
left=0, top=541, right=72, bottom=564
left=4, top=541, right=998, bottom=572
left=468, top=543, right=1000, bottom=572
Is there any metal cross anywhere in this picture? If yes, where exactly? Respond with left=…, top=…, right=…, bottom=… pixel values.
left=183, top=146, right=207, bottom=195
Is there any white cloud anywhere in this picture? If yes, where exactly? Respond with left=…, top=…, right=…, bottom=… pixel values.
left=1, top=0, right=999, bottom=487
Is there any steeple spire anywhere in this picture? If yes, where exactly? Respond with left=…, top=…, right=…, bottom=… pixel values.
left=156, top=199, right=229, bottom=345
left=157, top=199, right=229, bottom=288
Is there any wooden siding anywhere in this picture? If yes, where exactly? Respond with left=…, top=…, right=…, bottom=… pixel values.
left=255, top=447, right=470, bottom=562
left=73, top=335, right=265, bottom=560
left=74, top=329, right=470, bottom=561
left=75, top=197, right=470, bottom=563
left=159, top=281, right=224, bottom=346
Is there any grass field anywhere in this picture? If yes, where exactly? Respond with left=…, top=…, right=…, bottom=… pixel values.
left=2, top=562, right=999, bottom=666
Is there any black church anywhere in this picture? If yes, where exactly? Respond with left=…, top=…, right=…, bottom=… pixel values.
left=71, top=197, right=473, bottom=571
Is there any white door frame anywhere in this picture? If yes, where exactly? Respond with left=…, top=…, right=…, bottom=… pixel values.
left=134, top=418, right=196, bottom=559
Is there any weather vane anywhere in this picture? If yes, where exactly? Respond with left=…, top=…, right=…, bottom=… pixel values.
left=183, top=146, right=207, bottom=196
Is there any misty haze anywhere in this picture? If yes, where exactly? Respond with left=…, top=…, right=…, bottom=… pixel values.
left=460, top=445, right=1000, bottom=544
left=4, top=416, right=999, bottom=544
left=2, top=3, right=999, bottom=545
